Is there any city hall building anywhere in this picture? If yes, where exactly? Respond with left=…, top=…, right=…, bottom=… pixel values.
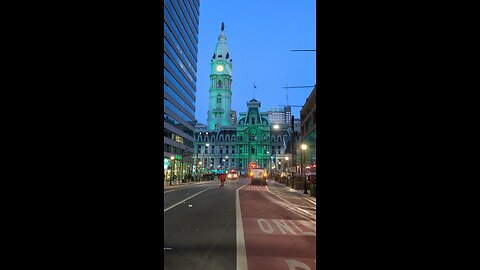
left=193, top=24, right=293, bottom=175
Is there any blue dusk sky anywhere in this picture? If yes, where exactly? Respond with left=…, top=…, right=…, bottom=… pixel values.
left=194, top=0, right=316, bottom=124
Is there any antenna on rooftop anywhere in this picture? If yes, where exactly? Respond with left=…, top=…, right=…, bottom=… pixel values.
left=286, top=75, right=289, bottom=106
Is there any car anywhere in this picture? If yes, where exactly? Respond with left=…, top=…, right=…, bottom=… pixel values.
left=227, top=170, right=239, bottom=180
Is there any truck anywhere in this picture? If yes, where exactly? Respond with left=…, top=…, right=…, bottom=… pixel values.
left=250, top=168, right=267, bottom=185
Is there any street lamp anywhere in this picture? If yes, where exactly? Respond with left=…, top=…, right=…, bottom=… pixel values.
left=301, top=144, right=308, bottom=194
left=267, top=151, right=270, bottom=176
left=170, top=156, right=175, bottom=186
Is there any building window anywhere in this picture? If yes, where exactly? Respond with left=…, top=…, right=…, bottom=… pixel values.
left=217, top=80, right=223, bottom=88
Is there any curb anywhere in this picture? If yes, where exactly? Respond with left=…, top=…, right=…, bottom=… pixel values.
left=163, top=180, right=215, bottom=191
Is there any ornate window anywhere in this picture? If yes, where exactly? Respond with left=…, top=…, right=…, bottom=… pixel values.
left=217, top=80, right=223, bottom=88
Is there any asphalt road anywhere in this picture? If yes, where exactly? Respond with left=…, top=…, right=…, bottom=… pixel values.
left=164, top=178, right=248, bottom=270
left=163, top=176, right=316, bottom=270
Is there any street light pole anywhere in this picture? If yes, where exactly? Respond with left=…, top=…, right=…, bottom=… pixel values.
left=267, top=151, right=270, bottom=177
left=170, top=156, right=175, bottom=186
left=301, top=144, right=308, bottom=194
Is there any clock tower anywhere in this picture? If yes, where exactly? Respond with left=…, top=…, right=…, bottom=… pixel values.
left=207, top=22, right=233, bottom=130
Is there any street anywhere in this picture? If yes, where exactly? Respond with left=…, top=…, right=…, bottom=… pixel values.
left=164, top=176, right=316, bottom=270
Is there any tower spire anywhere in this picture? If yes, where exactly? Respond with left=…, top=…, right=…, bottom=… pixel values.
left=207, top=22, right=233, bottom=130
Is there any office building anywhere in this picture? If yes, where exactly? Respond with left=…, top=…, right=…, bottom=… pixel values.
left=300, top=85, right=317, bottom=166
left=164, top=0, right=200, bottom=183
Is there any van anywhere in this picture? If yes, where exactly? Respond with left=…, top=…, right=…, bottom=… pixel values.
left=250, top=168, right=267, bottom=185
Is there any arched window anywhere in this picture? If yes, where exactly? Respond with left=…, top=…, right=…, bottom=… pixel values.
left=225, top=135, right=229, bottom=141
left=232, top=135, right=235, bottom=141
left=220, top=135, right=224, bottom=141
left=217, top=80, right=223, bottom=88
left=217, top=94, right=221, bottom=104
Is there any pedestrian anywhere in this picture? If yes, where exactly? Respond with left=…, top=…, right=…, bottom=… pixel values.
left=219, top=172, right=226, bottom=188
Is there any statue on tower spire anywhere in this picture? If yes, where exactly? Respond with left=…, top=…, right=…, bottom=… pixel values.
left=221, top=22, right=224, bottom=31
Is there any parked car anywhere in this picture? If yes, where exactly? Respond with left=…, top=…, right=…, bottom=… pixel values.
left=227, top=170, right=239, bottom=180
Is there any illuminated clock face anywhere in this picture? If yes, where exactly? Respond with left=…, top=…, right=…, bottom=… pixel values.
left=216, top=65, right=224, bottom=72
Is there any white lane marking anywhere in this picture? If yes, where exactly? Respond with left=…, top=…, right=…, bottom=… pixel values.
left=163, top=187, right=214, bottom=212
left=268, top=180, right=316, bottom=206
left=303, top=197, right=316, bottom=206
left=236, top=182, right=249, bottom=270
left=263, top=191, right=316, bottom=221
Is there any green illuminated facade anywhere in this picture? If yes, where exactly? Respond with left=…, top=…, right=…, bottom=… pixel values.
left=194, top=23, right=292, bottom=175
left=207, top=24, right=234, bottom=130
left=236, top=99, right=272, bottom=171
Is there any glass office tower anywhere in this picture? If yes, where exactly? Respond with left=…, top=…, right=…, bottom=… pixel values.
left=163, top=0, right=200, bottom=184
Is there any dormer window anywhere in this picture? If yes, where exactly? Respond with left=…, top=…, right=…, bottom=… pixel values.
left=217, top=80, right=223, bottom=88
left=218, top=55, right=222, bottom=58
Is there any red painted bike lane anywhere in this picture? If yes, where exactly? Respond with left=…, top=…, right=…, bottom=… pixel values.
left=239, top=184, right=316, bottom=270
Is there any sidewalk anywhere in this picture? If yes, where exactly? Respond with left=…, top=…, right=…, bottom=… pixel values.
left=267, top=179, right=316, bottom=204
left=163, top=179, right=216, bottom=191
